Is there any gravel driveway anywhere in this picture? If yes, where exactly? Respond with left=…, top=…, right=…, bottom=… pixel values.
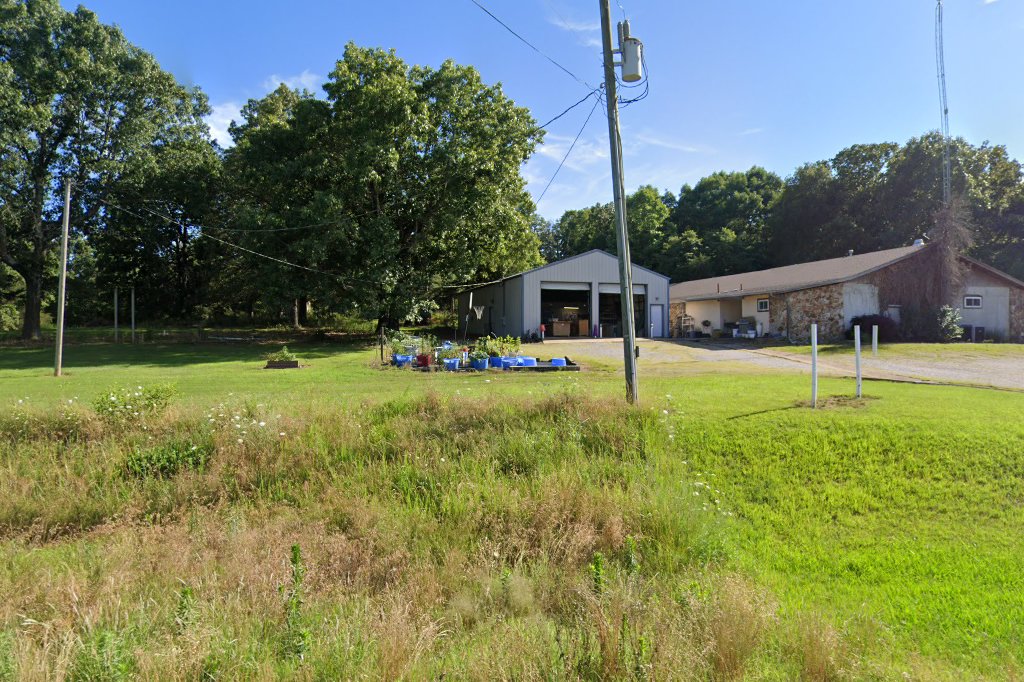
left=542, top=339, right=1024, bottom=390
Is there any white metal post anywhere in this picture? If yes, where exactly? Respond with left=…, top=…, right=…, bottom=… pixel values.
left=872, top=325, right=878, bottom=357
left=811, top=323, right=818, bottom=409
left=54, top=179, right=71, bottom=377
left=854, top=325, right=863, bottom=398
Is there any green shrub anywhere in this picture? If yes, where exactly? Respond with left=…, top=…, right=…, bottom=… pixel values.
left=937, top=305, right=963, bottom=342
left=265, top=346, right=298, bottom=362
left=124, top=439, right=212, bottom=478
left=846, top=314, right=899, bottom=342
left=93, top=384, right=174, bottom=429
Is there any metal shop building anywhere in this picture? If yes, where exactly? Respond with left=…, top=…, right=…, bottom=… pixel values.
left=456, top=250, right=671, bottom=339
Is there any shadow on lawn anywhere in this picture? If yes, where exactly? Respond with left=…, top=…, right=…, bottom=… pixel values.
left=0, top=341, right=369, bottom=371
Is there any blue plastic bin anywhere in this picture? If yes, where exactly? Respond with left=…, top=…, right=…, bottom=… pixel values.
left=442, top=358, right=461, bottom=371
left=550, top=357, right=567, bottom=367
left=489, top=356, right=503, bottom=368
left=393, top=354, right=413, bottom=367
left=470, top=358, right=489, bottom=371
left=500, top=356, right=517, bottom=369
left=518, top=357, right=537, bottom=367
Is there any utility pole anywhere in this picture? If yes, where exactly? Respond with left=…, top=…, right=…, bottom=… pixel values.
left=935, top=0, right=952, bottom=206
left=54, top=179, right=71, bottom=377
left=599, top=0, right=641, bottom=404
left=130, top=285, right=136, bottom=344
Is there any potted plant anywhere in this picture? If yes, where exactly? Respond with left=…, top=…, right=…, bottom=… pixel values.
left=469, top=348, right=490, bottom=370
left=415, top=334, right=437, bottom=367
left=389, top=332, right=413, bottom=367
left=438, top=346, right=462, bottom=371
left=264, top=346, right=299, bottom=369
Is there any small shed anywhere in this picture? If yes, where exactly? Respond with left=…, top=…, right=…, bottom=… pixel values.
left=456, top=250, right=671, bottom=339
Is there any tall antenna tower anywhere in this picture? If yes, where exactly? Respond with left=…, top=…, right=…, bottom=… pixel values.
left=935, top=0, right=952, bottom=206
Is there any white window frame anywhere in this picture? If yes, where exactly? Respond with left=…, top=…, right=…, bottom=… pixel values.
left=756, top=298, right=770, bottom=313
left=963, top=295, right=983, bottom=309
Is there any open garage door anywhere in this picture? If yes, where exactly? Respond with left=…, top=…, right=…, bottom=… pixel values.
left=540, top=283, right=591, bottom=337
left=598, top=284, right=647, bottom=337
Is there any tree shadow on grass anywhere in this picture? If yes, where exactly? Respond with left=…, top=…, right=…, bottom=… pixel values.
left=0, top=341, right=370, bottom=372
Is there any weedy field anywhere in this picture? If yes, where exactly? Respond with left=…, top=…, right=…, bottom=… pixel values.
left=0, top=340, right=1022, bottom=680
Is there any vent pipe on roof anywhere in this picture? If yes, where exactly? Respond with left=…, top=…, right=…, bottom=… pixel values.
left=848, top=249, right=854, bottom=257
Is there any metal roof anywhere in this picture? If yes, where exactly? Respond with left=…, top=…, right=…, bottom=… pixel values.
left=670, top=245, right=926, bottom=301
left=459, top=249, right=670, bottom=294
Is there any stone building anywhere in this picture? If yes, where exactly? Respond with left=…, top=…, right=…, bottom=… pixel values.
left=669, top=244, right=1024, bottom=342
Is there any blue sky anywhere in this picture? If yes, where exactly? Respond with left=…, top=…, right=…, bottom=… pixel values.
left=63, top=0, right=1024, bottom=220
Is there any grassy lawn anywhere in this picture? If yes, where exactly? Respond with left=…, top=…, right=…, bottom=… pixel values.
left=1, top=339, right=1022, bottom=679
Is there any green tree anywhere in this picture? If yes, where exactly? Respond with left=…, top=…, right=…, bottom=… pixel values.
left=668, top=167, right=783, bottom=279
left=769, top=134, right=1024, bottom=279
left=0, top=0, right=212, bottom=338
left=225, top=45, right=544, bottom=329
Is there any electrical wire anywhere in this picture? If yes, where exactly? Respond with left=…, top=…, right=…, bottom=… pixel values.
left=467, top=0, right=595, bottom=91
left=536, top=94, right=602, bottom=204
left=536, top=88, right=600, bottom=130
left=100, top=199, right=357, bottom=282
left=101, top=198, right=521, bottom=295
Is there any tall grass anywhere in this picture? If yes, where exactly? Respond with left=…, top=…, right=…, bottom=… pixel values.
left=0, top=389, right=880, bottom=680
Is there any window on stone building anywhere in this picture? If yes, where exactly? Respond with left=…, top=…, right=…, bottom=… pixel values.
left=964, top=296, right=983, bottom=309
left=756, top=298, right=769, bottom=313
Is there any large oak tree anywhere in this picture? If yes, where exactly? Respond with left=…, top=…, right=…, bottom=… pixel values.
left=0, top=0, right=211, bottom=338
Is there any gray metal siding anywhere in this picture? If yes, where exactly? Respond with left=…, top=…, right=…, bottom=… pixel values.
left=522, top=251, right=671, bottom=337
left=456, top=277, right=525, bottom=338
left=458, top=251, right=671, bottom=338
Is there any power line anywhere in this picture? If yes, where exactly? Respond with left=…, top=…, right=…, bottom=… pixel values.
left=536, top=94, right=602, bottom=204
left=467, top=0, right=594, bottom=91
left=537, top=88, right=600, bottom=130
left=100, top=199, right=356, bottom=282
left=102, top=198, right=517, bottom=295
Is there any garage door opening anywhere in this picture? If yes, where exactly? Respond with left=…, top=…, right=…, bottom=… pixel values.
left=541, top=287, right=591, bottom=337
left=598, top=292, right=647, bottom=338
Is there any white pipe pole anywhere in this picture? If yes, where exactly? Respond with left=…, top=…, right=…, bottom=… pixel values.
left=54, top=179, right=71, bottom=377
left=811, top=323, right=818, bottom=409
left=854, top=325, right=863, bottom=398
left=872, top=325, right=878, bottom=357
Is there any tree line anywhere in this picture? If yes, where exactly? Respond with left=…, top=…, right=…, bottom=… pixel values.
left=535, top=136, right=1024, bottom=286
left=2, top=1, right=1022, bottom=341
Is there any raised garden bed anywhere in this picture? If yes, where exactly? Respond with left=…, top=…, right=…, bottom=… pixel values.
left=265, top=360, right=300, bottom=369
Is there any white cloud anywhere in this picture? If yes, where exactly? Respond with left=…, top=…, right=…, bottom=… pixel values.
left=634, top=132, right=701, bottom=154
left=547, top=14, right=601, bottom=47
left=738, top=127, right=764, bottom=137
left=206, top=101, right=241, bottom=148
left=536, top=132, right=608, bottom=172
left=261, top=69, right=322, bottom=93
left=984, top=0, right=999, bottom=5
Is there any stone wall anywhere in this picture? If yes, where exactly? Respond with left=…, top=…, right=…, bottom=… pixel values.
left=774, top=284, right=846, bottom=342
left=669, top=302, right=686, bottom=338
left=1011, top=287, right=1024, bottom=342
